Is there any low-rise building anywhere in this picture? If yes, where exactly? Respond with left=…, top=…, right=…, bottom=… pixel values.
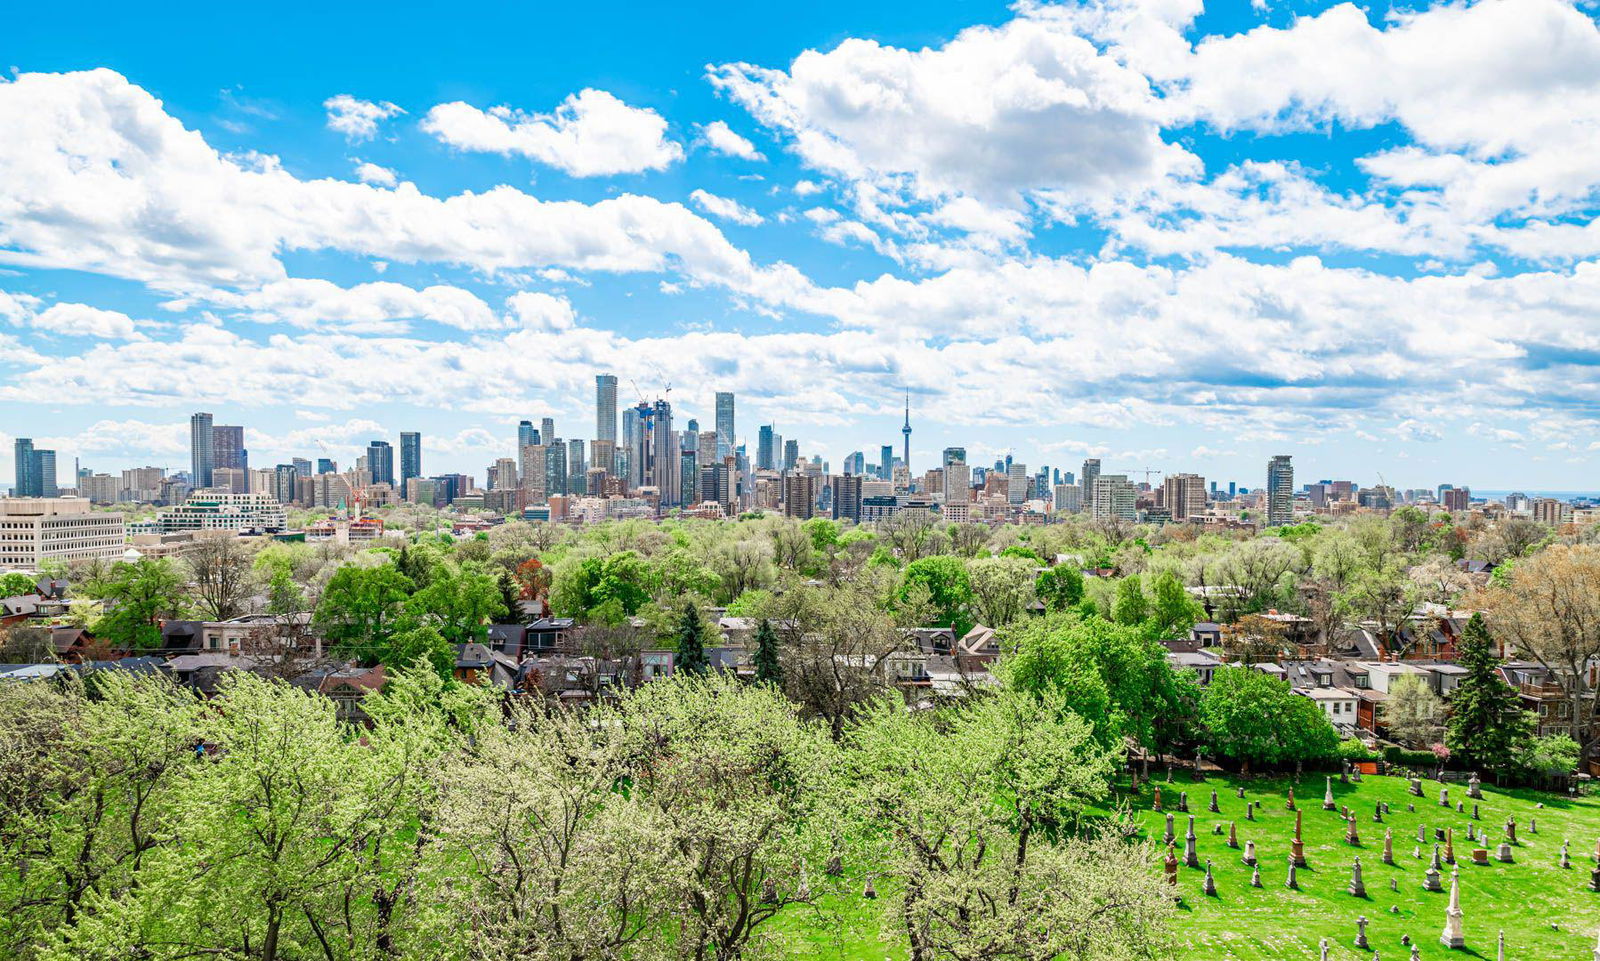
left=154, top=490, right=287, bottom=534
left=0, top=497, right=126, bottom=570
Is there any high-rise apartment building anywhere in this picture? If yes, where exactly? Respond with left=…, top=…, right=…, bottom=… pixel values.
left=833, top=474, right=863, bottom=522
left=190, top=412, right=215, bottom=489
left=273, top=464, right=299, bottom=505
left=1091, top=474, right=1136, bottom=521
left=540, top=418, right=555, bottom=449
left=596, top=374, right=618, bottom=444
left=545, top=441, right=568, bottom=498
left=1006, top=463, right=1028, bottom=505
left=400, top=432, right=422, bottom=498
left=679, top=449, right=698, bottom=505
left=1163, top=472, right=1207, bottom=521
left=213, top=425, right=247, bottom=476
left=1266, top=455, right=1294, bottom=527
left=783, top=439, right=799, bottom=473
left=783, top=474, right=815, bottom=520
left=367, top=440, right=395, bottom=487
left=1081, top=458, right=1101, bottom=511
left=317, top=458, right=336, bottom=475
left=12, top=438, right=56, bottom=497
left=1443, top=487, right=1470, bottom=513
left=714, top=391, right=735, bottom=459
left=518, top=420, right=538, bottom=451
left=757, top=425, right=776, bottom=471
left=1053, top=483, right=1082, bottom=513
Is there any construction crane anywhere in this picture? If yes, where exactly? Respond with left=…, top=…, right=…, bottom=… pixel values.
left=1117, top=467, right=1163, bottom=486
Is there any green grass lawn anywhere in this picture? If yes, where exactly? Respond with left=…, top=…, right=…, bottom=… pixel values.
left=773, top=773, right=1600, bottom=960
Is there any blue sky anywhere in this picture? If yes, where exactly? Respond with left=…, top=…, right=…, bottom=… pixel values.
left=5, top=0, right=1600, bottom=491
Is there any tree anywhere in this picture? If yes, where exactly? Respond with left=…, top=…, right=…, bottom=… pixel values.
left=0, top=572, right=39, bottom=597
left=1340, top=564, right=1417, bottom=657
left=1481, top=544, right=1600, bottom=753
left=752, top=617, right=782, bottom=686
left=674, top=600, right=709, bottom=675
left=772, top=578, right=905, bottom=740
left=1219, top=613, right=1287, bottom=664
left=1112, top=574, right=1148, bottom=626
left=185, top=531, right=257, bottom=621
left=407, top=563, right=508, bottom=649
left=1147, top=569, right=1202, bottom=638
left=1446, top=614, right=1533, bottom=773
left=845, top=690, right=1174, bottom=961
left=1200, top=666, right=1338, bottom=770
left=46, top=673, right=418, bottom=961
left=82, top=558, right=188, bottom=651
left=1035, top=564, right=1085, bottom=612
left=613, top=675, right=832, bottom=961
left=315, top=562, right=415, bottom=664
left=900, top=555, right=973, bottom=635
left=967, top=555, right=1036, bottom=627
left=1382, top=674, right=1445, bottom=749
left=423, top=698, right=677, bottom=960
left=1002, top=612, right=1188, bottom=752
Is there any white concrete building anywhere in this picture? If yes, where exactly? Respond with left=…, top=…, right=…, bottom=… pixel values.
left=0, top=497, right=126, bottom=571
left=154, top=489, right=287, bottom=533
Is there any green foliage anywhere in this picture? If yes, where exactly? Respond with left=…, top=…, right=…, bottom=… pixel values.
left=1112, top=574, right=1149, bottom=626
left=406, top=563, right=508, bottom=648
left=1002, top=612, right=1191, bottom=752
left=1035, top=564, right=1085, bottom=612
left=1147, top=569, right=1203, bottom=638
left=0, top=572, right=39, bottom=597
left=315, top=562, right=415, bottom=664
left=80, top=558, right=188, bottom=651
left=998, top=544, right=1040, bottom=561
left=1337, top=738, right=1379, bottom=762
left=802, top=517, right=840, bottom=552
left=674, top=600, right=709, bottom=675
left=1516, top=734, right=1581, bottom=774
left=1199, top=666, right=1339, bottom=768
left=899, top=555, right=973, bottom=634
left=550, top=551, right=653, bottom=621
left=1446, top=613, right=1534, bottom=772
left=753, top=618, right=783, bottom=686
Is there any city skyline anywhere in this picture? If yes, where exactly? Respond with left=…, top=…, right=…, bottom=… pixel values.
left=7, top=0, right=1600, bottom=489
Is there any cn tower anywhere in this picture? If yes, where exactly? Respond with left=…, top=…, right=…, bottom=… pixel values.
left=901, top=391, right=912, bottom=473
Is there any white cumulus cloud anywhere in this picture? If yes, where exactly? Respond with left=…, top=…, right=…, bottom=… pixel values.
left=422, top=89, right=683, bottom=176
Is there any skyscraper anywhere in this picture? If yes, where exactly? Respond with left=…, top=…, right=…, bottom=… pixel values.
left=367, top=440, right=394, bottom=487
left=317, top=458, right=336, bottom=475
left=1163, top=473, right=1207, bottom=521
left=901, top=392, right=912, bottom=473
left=1006, top=463, right=1028, bottom=505
left=213, top=425, right=247, bottom=476
left=545, top=440, right=568, bottom=497
left=13, top=438, right=35, bottom=497
left=1081, top=458, right=1101, bottom=511
left=757, top=425, right=775, bottom=471
left=540, top=418, right=555, bottom=449
left=400, top=432, right=422, bottom=497
left=518, top=420, right=538, bottom=450
left=714, top=391, right=735, bottom=459
left=1266, top=455, right=1294, bottom=527
left=595, top=374, right=618, bottom=444
left=190, top=412, right=215, bottom=488
left=879, top=445, right=894, bottom=480
left=783, top=439, right=799, bottom=473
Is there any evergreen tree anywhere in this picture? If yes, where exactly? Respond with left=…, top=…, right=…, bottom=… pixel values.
left=753, top=618, right=783, bottom=686
left=1446, top=613, right=1533, bottom=773
left=676, top=601, right=709, bottom=675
